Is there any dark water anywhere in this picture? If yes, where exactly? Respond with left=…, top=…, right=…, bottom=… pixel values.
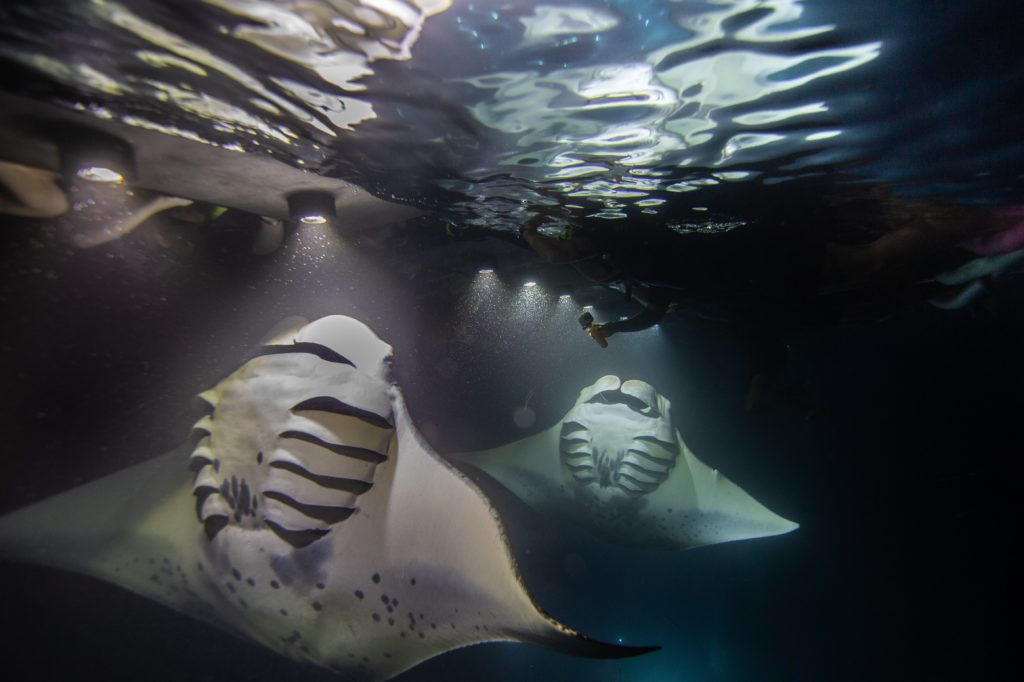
left=0, top=1, right=1022, bottom=681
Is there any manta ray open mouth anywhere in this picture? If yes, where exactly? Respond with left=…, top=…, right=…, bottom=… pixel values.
left=560, top=376, right=679, bottom=496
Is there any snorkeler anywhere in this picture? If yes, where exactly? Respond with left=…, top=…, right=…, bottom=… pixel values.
left=525, top=196, right=1024, bottom=347
left=522, top=193, right=1023, bottom=412
left=0, top=159, right=69, bottom=219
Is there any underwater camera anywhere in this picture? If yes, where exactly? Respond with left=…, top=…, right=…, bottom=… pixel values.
left=577, top=310, right=608, bottom=348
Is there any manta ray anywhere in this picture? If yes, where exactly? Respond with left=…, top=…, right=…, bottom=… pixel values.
left=452, top=375, right=799, bottom=550
left=0, top=316, right=655, bottom=680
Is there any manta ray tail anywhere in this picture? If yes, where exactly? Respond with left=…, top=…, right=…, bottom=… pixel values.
left=521, top=621, right=661, bottom=659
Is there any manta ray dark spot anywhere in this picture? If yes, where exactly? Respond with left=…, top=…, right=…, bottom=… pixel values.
left=388, top=618, right=395, bottom=626
left=238, top=599, right=248, bottom=609
left=312, top=601, right=323, bottom=611
left=226, top=582, right=235, bottom=594
left=270, top=580, right=280, bottom=589
left=280, top=608, right=288, bottom=616
left=316, top=582, right=325, bottom=590
left=391, top=597, right=398, bottom=606
left=231, top=569, right=241, bottom=580
left=410, top=578, right=416, bottom=586
left=246, top=578, right=255, bottom=587
left=257, top=451, right=263, bottom=464
left=372, top=613, right=381, bottom=622
left=354, top=590, right=364, bottom=599
left=372, top=572, right=381, bottom=584
left=380, top=594, right=389, bottom=604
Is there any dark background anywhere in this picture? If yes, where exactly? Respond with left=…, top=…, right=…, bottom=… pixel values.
left=0, top=208, right=1019, bottom=682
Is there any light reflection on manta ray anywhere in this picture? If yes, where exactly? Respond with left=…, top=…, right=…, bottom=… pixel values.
left=452, top=375, right=799, bottom=550
left=0, top=316, right=655, bottom=681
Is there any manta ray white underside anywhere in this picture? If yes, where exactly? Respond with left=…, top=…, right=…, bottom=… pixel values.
left=0, top=316, right=654, bottom=681
left=453, top=375, right=799, bottom=550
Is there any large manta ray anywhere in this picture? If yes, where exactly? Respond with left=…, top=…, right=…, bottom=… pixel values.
left=451, top=375, right=798, bottom=549
left=0, top=316, right=655, bottom=681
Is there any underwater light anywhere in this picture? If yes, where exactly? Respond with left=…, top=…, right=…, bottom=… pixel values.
left=523, top=281, right=538, bottom=287
left=287, top=190, right=336, bottom=225
left=478, top=268, right=494, bottom=274
left=76, top=165, right=124, bottom=184
left=59, top=129, right=135, bottom=186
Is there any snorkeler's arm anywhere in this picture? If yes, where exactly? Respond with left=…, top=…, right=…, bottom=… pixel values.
left=597, top=287, right=672, bottom=338
left=599, top=303, right=668, bottom=337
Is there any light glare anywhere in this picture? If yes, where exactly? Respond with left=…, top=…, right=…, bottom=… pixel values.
left=77, top=166, right=124, bottom=184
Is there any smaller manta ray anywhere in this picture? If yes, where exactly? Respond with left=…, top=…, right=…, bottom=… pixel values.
left=0, top=317, right=655, bottom=681
left=451, top=375, right=798, bottom=549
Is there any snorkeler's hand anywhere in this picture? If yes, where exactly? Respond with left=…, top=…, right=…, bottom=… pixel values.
left=588, top=323, right=609, bottom=348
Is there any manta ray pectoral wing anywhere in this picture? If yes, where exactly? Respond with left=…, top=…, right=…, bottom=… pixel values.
left=666, top=441, right=800, bottom=547
left=354, top=391, right=658, bottom=676
left=0, top=446, right=212, bottom=621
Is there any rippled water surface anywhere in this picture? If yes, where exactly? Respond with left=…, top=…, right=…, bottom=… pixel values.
left=2, top=0, right=1021, bottom=228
